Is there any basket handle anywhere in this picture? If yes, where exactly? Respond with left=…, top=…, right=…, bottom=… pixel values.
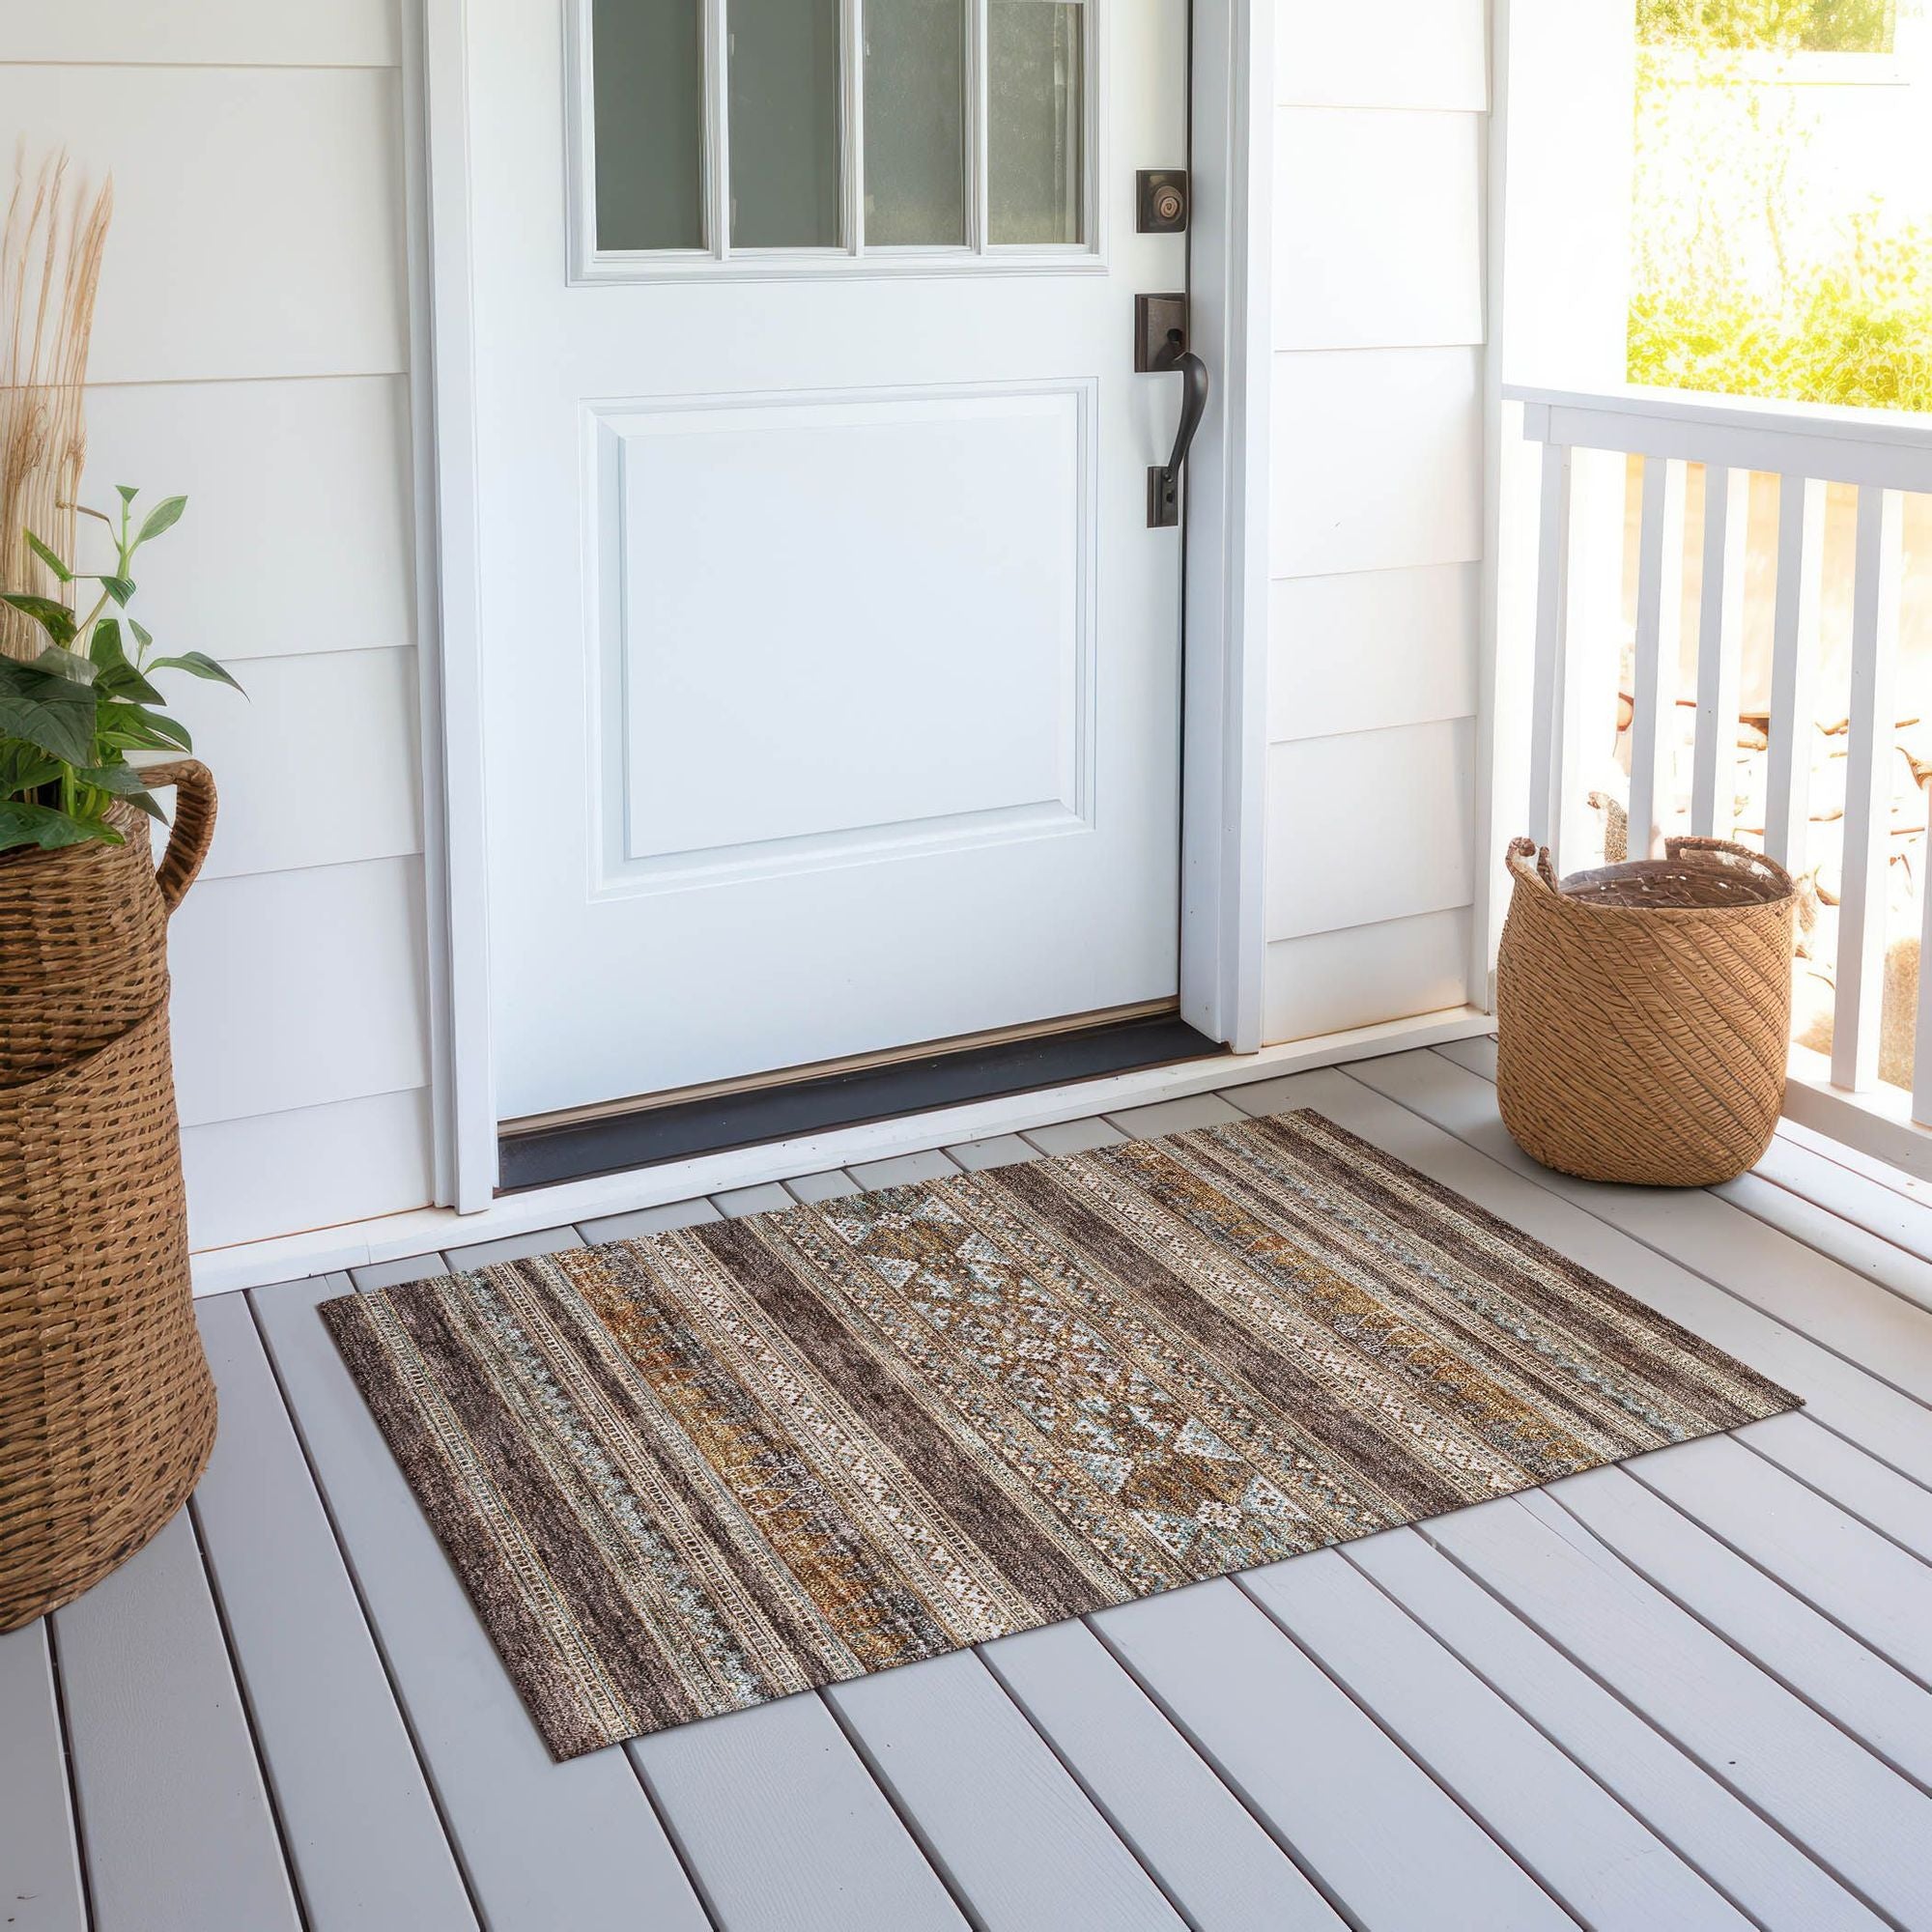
left=1505, top=836, right=1560, bottom=894
left=141, top=758, right=217, bottom=915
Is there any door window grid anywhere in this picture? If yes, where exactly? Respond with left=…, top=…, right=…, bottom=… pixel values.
left=570, top=0, right=1099, bottom=278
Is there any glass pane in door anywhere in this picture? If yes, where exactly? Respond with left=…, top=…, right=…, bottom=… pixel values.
left=988, top=0, right=1084, bottom=245
left=592, top=0, right=705, bottom=250
left=864, top=0, right=968, bottom=246
left=729, top=0, right=843, bottom=248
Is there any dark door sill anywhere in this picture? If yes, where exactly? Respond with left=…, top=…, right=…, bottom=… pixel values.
left=497, top=1012, right=1225, bottom=1195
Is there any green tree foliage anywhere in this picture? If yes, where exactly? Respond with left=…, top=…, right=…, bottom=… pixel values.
left=1627, top=1, right=1926, bottom=409
left=1637, top=0, right=1893, bottom=52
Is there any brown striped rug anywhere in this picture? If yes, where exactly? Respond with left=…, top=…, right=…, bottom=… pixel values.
left=321, top=1109, right=1800, bottom=1759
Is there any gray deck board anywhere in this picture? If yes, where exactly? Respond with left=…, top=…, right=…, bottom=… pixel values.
left=709, top=1181, right=797, bottom=1218
left=1621, top=1435, right=1932, bottom=1689
left=942, top=1132, right=1038, bottom=1170
left=1240, top=1546, right=1752, bottom=1928
left=1347, top=1522, right=1885, bottom=1931
left=1101, top=1092, right=1245, bottom=1138
left=579, top=1196, right=722, bottom=1241
left=1091, top=1577, right=1574, bottom=1930
left=1433, top=1492, right=1932, bottom=1929
left=10, top=1061, right=1932, bottom=1930
left=824, top=1648, right=1188, bottom=1931
left=439, top=1224, right=586, bottom=1271
left=0, top=1620, right=86, bottom=1932
left=250, top=1271, right=711, bottom=1932
left=194, top=1292, right=477, bottom=1929
left=631, top=1691, right=968, bottom=1932
left=1020, top=1114, right=1127, bottom=1154
left=781, top=1169, right=859, bottom=1203
left=53, top=1510, right=300, bottom=1932
left=980, top=1618, right=1348, bottom=1932
left=845, top=1148, right=959, bottom=1188
left=1548, top=1461, right=1932, bottom=1787
left=1718, top=1172, right=1932, bottom=1317
left=1741, top=1409, right=1932, bottom=1561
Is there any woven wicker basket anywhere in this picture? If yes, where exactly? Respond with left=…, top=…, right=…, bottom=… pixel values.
left=1495, top=834, right=1798, bottom=1187
left=1, top=761, right=219, bottom=1631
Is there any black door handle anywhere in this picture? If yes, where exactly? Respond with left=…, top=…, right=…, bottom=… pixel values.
left=1148, top=347, right=1208, bottom=527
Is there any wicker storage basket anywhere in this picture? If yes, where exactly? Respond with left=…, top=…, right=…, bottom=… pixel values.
left=1, top=761, right=219, bottom=1630
left=1495, top=834, right=1798, bottom=1187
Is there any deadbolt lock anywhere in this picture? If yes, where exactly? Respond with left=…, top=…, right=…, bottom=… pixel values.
left=1137, top=170, right=1188, bottom=234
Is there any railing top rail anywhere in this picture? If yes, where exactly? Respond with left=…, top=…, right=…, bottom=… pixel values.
left=1505, top=384, right=1932, bottom=491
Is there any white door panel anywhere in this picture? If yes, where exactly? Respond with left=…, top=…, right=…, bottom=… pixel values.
left=471, top=0, right=1188, bottom=1119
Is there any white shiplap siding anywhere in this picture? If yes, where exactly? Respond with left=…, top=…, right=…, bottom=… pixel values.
left=1264, top=2, right=1490, bottom=1041
left=2, top=22, right=437, bottom=1247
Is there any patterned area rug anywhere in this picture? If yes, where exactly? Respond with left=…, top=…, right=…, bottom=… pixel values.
left=322, top=1109, right=1800, bottom=1759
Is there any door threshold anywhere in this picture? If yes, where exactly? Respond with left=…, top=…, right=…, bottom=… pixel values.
left=497, top=1011, right=1224, bottom=1194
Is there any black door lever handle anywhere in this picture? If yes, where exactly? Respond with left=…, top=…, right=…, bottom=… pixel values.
left=1148, top=344, right=1208, bottom=527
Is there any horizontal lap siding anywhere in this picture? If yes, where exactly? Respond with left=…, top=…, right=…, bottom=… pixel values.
left=3, top=38, right=438, bottom=1246
left=1264, top=9, right=1491, bottom=1041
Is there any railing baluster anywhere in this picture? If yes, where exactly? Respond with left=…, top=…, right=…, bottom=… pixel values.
left=1765, top=473, right=1826, bottom=874
left=1834, top=487, right=1905, bottom=1092
left=1630, top=456, right=1686, bottom=859
left=1690, top=468, right=1749, bottom=839
left=1527, top=439, right=1573, bottom=863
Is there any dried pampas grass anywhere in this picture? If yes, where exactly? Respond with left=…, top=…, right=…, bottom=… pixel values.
left=1, top=148, right=112, bottom=661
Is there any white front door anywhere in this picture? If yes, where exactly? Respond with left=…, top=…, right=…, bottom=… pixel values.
left=469, top=0, right=1192, bottom=1122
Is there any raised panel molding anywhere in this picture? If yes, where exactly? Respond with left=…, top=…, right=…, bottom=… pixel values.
left=168, top=857, right=430, bottom=1128
left=1273, top=109, right=1484, bottom=352
left=1275, top=0, right=1489, bottom=111
left=0, top=66, right=408, bottom=384
left=1264, top=909, right=1473, bottom=1045
left=81, top=377, right=414, bottom=662
left=1265, top=718, right=1477, bottom=939
left=1270, top=348, right=1484, bottom=578
left=589, top=383, right=1096, bottom=893
left=1270, top=563, right=1480, bottom=742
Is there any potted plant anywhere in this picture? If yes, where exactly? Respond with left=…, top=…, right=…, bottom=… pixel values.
left=0, top=152, right=243, bottom=1629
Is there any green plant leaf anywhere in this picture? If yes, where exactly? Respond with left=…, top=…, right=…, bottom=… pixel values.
left=152, top=650, right=244, bottom=694
left=97, top=701, right=190, bottom=753
left=0, top=801, right=121, bottom=853
left=0, top=656, right=97, bottom=764
left=31, top=643, right=99, bottom=686
left=98, top=574, right=136, bottom=607
left=0, top=743, right=62, bottom=796
left=78, top=768, right=166, bottom=820
left=94, top=703, right=182, bottom=754
left=129, top=619, right=154, bottom=652
left=114, top=484, right=138, bottom=506
left=133, top=495, right=186, bottom=546
left=23, top=531, right=71, bottom=582
left=0, top=592, right=77, bottom=647
left=89, top=620, right=165, bottom=705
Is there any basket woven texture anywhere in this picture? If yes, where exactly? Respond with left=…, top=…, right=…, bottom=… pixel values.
left=1, top=761, right=219, bottom=1630
left=1496, top=834, right=1797, bottom=1188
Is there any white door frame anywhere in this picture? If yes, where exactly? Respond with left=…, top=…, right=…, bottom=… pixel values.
left=407, top=0, right=1275, bottom=1212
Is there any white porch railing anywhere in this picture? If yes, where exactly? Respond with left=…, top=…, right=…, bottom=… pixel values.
left=1506, top=383, right=1932, bottom=1176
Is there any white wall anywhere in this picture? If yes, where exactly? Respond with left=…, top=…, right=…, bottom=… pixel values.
left=1261, top=0, right=1491, bottom=1042
left=0, top=8, right=439, bottom=1249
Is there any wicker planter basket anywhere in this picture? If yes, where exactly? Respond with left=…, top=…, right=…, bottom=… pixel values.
left=1495, top=834, right=1798, bottom=1188
left=1, top=760, right=219, bottom=1631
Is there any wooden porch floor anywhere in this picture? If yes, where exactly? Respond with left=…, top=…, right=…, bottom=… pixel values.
left=8, top=1041, right=1932, bottom=1932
